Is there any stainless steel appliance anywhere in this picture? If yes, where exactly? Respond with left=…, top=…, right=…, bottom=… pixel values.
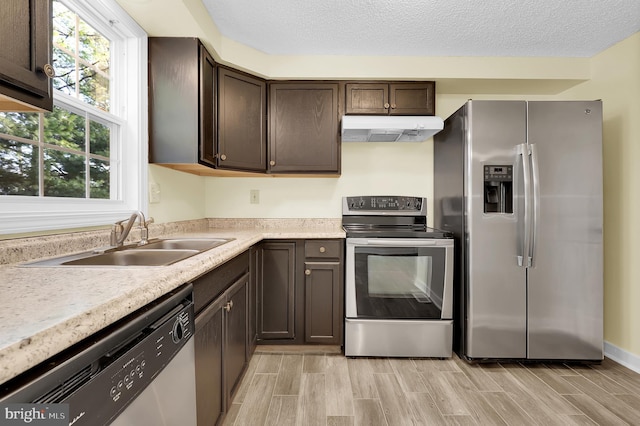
left=434, top=100, right=603, bottom=361
left=0, top=284, right=197, bottom=425
left=343, top=195, right=454, bottom=357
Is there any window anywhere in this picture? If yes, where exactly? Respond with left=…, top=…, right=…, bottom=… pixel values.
left=0, top=0, right=147, bottom=235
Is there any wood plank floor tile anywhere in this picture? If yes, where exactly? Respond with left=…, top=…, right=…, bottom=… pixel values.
left=327, top=416, right=355, bottom=426
left=389, top=358, right=428, bottom=392
left=273, top=354, right=303, bottom=395
left=373, top=373, right=415, bottom=426
left=568, top=364, right=632, bottom=395
left=302, top=353, right=326, bottom=373
left=526, top=364, right=583, bottom=395
left=483, top=364, right=571, bottom=426
left=326, top=354, right=355, bottom=416
left=562, top=375, right=640, bottom=425
left=444, top=372, right=507, bottom=426
left=481, top=391, right=536, bottom=425
left=501, top=362, right=582, bottom=415
left=221, top=402, right=241, bottom=426
left=562, top=394, right=629, bottom=426
left=234, top=373, right=277, bottom=426
left=452, top=358, right=502, bottom=392
left=561, top=414, right=599, bottom=425
left=231, top=353, right=262, bottom=404
left=353, top=399, right=388, bottom=426
left=442, top=414, right=477, bottom=425
left=348, top=358, right=379, bottom=399
left=264, top=395, right=298, bottom=426
left=297, top=373, right=326, bottom=426
left=421, top=370, right=469, bottom=416
left=405, top=392, right=447, bottom=425
left=255, top=353, right=283, bottom=374
left=588, top=360, right=640, bottom=395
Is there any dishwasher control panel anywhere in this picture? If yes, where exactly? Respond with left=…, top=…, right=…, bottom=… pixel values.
left=69, top=290, right=194, bottom=426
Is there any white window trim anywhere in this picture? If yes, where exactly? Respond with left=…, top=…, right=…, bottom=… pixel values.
left=0, top=0, right=148, bottom=235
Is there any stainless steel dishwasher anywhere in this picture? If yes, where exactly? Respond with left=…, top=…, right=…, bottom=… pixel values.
left=0, top=284, right=197, bottom=426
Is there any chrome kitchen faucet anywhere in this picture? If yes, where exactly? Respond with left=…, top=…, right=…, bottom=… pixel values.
left=110, top=211, right=154, bottom=247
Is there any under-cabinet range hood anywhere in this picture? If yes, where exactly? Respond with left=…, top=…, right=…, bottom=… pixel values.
left=341, top=115, right=444, bottom=142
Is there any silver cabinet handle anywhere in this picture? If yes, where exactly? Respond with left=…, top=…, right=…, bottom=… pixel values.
left=319, top=246, right=326, bottom=253
left=220, top=154, right=227, bottom=161
left=305, top=269, right=311, bottom=276
left=224, top=300, right=233, bottom=312
left=269, top=160, right=275, bottom=166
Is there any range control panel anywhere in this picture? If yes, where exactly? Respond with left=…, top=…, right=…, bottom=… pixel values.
left=343, top=196, right=426, bottom=215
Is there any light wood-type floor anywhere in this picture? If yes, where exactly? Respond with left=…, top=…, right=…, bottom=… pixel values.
left=221, top=345, right=640, bottom=426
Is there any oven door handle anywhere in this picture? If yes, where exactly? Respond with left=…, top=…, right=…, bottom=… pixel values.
left=358, top=239, right=439, bottom=246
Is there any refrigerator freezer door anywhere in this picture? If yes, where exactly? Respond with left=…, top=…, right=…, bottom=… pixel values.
left=526, top=101, right=603, bottom=360
left=465, top=101, right=528, bottom=359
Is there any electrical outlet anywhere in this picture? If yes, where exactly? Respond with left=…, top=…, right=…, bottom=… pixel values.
left=250, top=189, right=260, bottom=204
left=149, top=182, right=161, bottom=203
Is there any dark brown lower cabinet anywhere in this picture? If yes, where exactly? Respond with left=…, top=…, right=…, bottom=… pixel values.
left=256, top=241, right=297, bottom=341
left=256, top=240, right=344, bottom=345
left=304, top=261, right=342, bottom=344
left=193, top=252, right=251, bottom=426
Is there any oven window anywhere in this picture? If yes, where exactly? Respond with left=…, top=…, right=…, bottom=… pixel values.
left=354, top=246, right=446, bottom=319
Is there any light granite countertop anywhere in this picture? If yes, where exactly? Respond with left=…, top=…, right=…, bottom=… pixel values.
left=0, top=219, right=344, bottom=385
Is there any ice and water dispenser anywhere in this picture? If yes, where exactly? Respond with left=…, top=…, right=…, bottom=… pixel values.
left=484, top=165, right=513, bottom=213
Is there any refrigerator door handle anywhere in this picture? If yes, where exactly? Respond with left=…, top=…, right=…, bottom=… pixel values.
left=516, top=143, right=531, bottom=267
left=529, top=143, right=540, bottom=266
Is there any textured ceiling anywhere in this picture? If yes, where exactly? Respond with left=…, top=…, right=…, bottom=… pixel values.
left=201, top=0, right=640, bottom=57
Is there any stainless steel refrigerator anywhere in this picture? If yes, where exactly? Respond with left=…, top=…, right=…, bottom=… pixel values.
left=434, top=100, right=603, bottom=361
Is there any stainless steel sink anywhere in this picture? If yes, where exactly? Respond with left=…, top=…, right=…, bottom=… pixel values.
left=61, top=249, right=199, bottom=266
left=136, top=238, right=230, bottom=251
left=22, top=237, right=233, bottom=267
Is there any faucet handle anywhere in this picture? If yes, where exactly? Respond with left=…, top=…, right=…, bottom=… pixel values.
left=138, top=217, right=154, bottom=245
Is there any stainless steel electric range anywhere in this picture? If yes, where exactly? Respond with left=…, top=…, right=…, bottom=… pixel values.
left=342, top=195, right=454, bottom=358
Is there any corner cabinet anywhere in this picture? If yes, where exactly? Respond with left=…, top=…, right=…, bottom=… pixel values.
left=345, top=82, right=435, bottom=116
left=268, top=82, right=340, bottom=174
left=0, top=0, right=53, bottom=111
left=256, top=239, right=344, bottom=345
left=217, top=66, right=266, bottom=172
left=148, top=38, right=216, bottom=168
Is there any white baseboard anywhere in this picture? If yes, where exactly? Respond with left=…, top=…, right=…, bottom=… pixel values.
left=604, top=340, right=640, bottom=374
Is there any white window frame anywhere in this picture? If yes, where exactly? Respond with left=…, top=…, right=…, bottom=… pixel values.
left=0, top=0, right=148, bottom=235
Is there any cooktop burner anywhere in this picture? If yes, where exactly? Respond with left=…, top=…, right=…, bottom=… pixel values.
left=342, top=196, right=452, bottom=239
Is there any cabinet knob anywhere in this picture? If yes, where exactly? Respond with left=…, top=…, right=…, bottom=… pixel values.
left=384, top=102, right=390, bottom=109
left=305, top=269, right=311, bottom=275
left=391, top=103, right=397, bottom=109
left=220, top=154, right=227, bottom=161
left=41, top=64, right=55, bottom=78
left=270, top=160, right=276, bottom=166
left=224, top=300, right=233, bottom=312
left=319, top=246, right=326, bottom=253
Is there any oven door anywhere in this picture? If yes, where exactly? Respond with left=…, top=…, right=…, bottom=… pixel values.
left=345, top=238, right=454, bottom=320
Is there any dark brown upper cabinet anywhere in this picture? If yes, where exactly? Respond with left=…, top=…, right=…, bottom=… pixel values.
left=148, top=38, right=216, bottom=169
left=268, top=82, right=340, bottom=174
left=0, top=0, right=53, bottom=111
left=217, top=67, right=266, bottom=172
left=345, top=82, right=435, bottom=116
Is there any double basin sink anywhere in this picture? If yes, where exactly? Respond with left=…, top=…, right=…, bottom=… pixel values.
left=25, top=238, right=233, bottom=267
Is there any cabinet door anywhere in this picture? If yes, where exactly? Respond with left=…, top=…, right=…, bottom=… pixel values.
left=257, top=242, right=296, bottom=339
left=389, top=82, right=435, bottom=115
left=268, top=83, right=340, bottom=173
left=0, top=0, right=52, bottom=111
left=218, top=67, right=266, bottom=171
left=345, top=83, right=389, bottom=115
left=224, top=274, right=249, bottom=401
left=194, top=296, right=225, bottom=426
left=199, top=45, right=216, bottom=166
left=304, top=261, right=342, bottom=344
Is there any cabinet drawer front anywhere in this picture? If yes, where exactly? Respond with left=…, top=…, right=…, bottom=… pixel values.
left=304, top=240, right=341, bottom=259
